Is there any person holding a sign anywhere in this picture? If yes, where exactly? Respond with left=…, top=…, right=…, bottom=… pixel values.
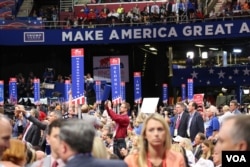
left=124, top=113, right=186, bottom=167
left=105, top=100, right=130, bottom=160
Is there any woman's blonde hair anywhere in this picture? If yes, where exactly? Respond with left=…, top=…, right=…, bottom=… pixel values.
left=26, top=147, right=36, bottom=164
left=137, top=113, right=172, bottom=167
left=180, top=137, right=193, bottom=151
left=92, top=136, right=108, bottom=159
left=2, top=139, right=27, bottom=166
left=222, top=105, right=230, bottom=112
left=129, top=135, right=140, bottom=155
left=135, top=112, right=147, bottom=125
left=171, top=143, right=184, bottom=154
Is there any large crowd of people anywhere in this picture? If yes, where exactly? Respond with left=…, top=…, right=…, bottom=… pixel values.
left=0, top=97, right=250, bottom=167
left=1, top=1, right=250, bottom=166
left=2, top=0, right=250, bottom=29
left=58, top=0, right=250, bottom=29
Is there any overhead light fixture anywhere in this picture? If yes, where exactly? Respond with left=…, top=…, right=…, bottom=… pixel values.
left=233, top=49, right=242, bottom=53
left=201, top=52, right=208, bottom=59
left=243, top=88, right=250, bottom=95
left=222, top=87, right=227, bottom=93
left=209, top=48, right=219, bottom=51
left=144, top=44, right=150, bottom=47
left=149, top=47, right=157, bottom=51
left=195, top=44, right=205, bottom=47
left=186, top=51, right=194, bottom=59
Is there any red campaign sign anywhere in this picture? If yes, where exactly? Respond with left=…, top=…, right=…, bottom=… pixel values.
left=187, top=78, right=193, bottom=83
left=110, top=58, right=120, bottom=65
left=193, top=94, right=204, bottom=105
left=9, top=78, right=17, bottom=82
left=34, top=78, right=40, bottom=83
left=71, top=48, right=84, bottom=57
left=134, top=72, right=141, bottom=77
left=65, top=80, right=71, bottom=84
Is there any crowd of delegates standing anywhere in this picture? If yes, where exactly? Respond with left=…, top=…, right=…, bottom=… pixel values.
left=0, top=98, right=250, bottom=167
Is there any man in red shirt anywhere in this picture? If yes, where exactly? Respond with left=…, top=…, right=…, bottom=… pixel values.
left=87, top=9, right=97, bottom=24
left=105, top=100, right=130, bottom=159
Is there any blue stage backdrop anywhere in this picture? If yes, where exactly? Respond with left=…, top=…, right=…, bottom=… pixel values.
left=173, top=66, right=250, bottom=87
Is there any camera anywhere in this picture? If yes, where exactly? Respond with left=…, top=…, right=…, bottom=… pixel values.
left=163, top=105, right=174, bottom=117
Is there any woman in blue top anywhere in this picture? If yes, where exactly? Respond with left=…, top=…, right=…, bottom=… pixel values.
left=133, top=112, right=147, bottom=135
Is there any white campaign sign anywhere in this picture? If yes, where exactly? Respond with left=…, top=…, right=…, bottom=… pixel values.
left=140, top=97, right=159, bottom=114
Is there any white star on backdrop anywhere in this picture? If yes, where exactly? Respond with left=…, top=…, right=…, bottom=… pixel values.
left=191, top=71, right=198, bottom=78
left=233, top=68, right=239, bottom=74
left=209, top=68, right=214, bottom=74
left=207, top=81, right=210, bottom=85
left=243, top=68, right=250, bottom=76
left=218, top=70, right=225, bottom=78
left=228, top=76, right=232, bottom=80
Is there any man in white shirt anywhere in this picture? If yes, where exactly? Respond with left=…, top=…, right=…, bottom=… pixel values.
left=218, top=105, right=233, bottom=125
left=84, top=73, right=94, bottom=84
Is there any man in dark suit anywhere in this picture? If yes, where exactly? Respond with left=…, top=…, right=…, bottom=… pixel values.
left=187, top=101, right=204, bottom=142
left=22, top=108, right=41, bottom=146
left=58, top=119, right=127, bottom=167
left=19, top=105, right=62, bottom=152
left=173, top=102, right=189, bottom=138
left=101, top=4, right=110, bottom=15
left=165, top=0, right=173, bottom=18
left=193, top=132, right=206, bottom=162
